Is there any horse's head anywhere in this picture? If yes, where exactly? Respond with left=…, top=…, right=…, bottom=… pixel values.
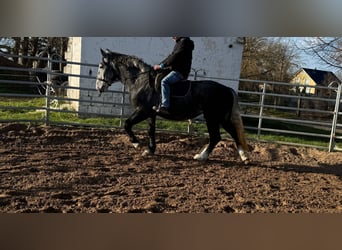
left=96, top=49, right=121, bottom=94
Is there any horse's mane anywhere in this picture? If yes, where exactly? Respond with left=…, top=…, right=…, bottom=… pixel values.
left=109, top=50, right=151, bottom=73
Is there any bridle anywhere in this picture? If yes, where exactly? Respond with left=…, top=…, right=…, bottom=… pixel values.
left=96, top=60, right=120, bottom=86
left=96, top=77, right=110, bottom=84
left=98, top=58, right=153, bottom=82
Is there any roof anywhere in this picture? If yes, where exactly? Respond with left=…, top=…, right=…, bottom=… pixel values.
left=300, top=68, right=341, bottom=86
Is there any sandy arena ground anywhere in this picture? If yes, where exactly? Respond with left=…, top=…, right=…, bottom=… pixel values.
left=0, top=123, right=341, bottom=213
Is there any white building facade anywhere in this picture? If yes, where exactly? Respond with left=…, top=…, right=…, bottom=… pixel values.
left=64, top=37, right=244, bottom=116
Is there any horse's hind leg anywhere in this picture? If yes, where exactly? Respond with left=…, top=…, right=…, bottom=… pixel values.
left=221, top=116, right=249, bottom=163
left=194, top=119, right=221, bottom=161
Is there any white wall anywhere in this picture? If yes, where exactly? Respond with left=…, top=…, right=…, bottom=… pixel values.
left=64, top=37, right=82, bottom=111
left=65, top=37, right=244, bottom=116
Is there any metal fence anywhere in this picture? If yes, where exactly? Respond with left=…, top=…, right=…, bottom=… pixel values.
left=0, top=53, right=341, bottom=151
left=238, top=78, right=342, bottom=151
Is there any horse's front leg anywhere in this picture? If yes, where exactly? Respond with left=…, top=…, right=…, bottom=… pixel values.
left=124, top=109, right=156, bottom=156
left=124, top=108, right=147, bottom=148
left=142, top=115, right=156, bottom=156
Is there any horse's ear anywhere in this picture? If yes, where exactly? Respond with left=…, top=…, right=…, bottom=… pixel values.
left=100, top=48, right=110, bottom=64
left=100, top=48, right=107, bottom=57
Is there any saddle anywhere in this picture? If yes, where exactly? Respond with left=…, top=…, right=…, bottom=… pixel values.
left=154, top=70, right=192, bottom=97
left=153, top=70, right=197, bottom=115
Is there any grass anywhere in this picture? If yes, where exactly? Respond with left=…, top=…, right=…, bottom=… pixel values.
left=243, top=116, right=333, bottom=135
left=0, top=97, right=340, bottom=150
left=0, top=97, right=45, bottom=107
left=0, top=97, right=46, bottom=121
left=242, top=116, right=341, bottom=148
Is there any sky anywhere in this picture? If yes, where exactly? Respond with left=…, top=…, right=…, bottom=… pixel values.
left=284, top=37, right=335, bottom=72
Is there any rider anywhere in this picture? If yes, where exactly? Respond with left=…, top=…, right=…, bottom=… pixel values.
left=153, top=37, right=195, bottom=114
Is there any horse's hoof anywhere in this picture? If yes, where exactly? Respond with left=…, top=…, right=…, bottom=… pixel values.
left=242, top=158, right=250, bottom=165
left=142, top=149, right=153, bottom=157
left=193, top=153, right=208, bottom=161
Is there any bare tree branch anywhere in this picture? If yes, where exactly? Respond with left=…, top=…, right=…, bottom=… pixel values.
left=300, top=37, right=342, bottom=70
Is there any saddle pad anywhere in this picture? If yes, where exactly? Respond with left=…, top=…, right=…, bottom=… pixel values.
left=170, top=80, right=191, bottom=97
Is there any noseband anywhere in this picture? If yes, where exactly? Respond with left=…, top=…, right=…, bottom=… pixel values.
left=97, top=60, right=120, bottom=86
left=96, top=77, right=111, bottom=84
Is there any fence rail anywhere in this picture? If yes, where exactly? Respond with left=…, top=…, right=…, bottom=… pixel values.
left=0, top=53, right=341, bottom=151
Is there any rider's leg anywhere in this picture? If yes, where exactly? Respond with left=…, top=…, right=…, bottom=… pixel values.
left=160, top=71, right=183, bottom=108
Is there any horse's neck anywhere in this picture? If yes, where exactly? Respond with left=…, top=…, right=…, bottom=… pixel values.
left=116, top=56, right=152, bottom=90
left=117, top=66, right=135, bottom=88
left=117, top=55, right=150, bottom=72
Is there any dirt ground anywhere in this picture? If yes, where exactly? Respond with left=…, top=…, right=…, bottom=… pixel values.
left=0, top=123, right=341, bottom=213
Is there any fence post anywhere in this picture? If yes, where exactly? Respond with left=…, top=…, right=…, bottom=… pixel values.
left=45, top=51, right=52, bottom=125
left=119, top=84, right=126, bottom=128
left=329, top=81, right=341, bottom=152
left=187, top=68, right=205, bottom=135
left=257, top=83, right=267, bottom=139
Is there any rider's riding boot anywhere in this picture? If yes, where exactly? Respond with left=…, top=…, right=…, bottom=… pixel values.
left=153, top=105, right=170, bottom=115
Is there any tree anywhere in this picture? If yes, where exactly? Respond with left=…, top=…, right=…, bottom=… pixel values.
left=239, top=37, right=300, bottom=107
left=240, top=37, right=298, bottom=98
left=240, top=37, right=268, bottom=81
left=240, top=37, right=299, bottom=91
left=0, top=37, right=69, bottom=68
left=300, top=37, right=342, bottom=71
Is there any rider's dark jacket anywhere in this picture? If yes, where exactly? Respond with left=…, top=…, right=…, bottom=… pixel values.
left=161, top=37, right=194, bottom=79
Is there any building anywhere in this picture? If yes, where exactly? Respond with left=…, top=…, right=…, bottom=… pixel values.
left=290, top=67, right=340, bottom=96
left=290, top=67, right=341, bottom=115
left=64, top=37, right=244, bottom=117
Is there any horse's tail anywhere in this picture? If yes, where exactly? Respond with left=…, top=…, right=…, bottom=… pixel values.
left=230, top=90, right=249, bottom=151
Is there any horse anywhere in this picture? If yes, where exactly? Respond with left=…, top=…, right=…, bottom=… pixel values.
left=96, top=48, right=249, bottom=163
